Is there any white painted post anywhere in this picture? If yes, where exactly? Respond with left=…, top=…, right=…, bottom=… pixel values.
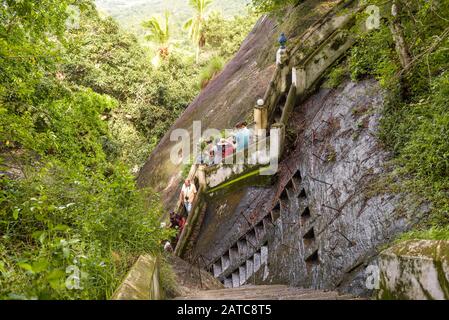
left=254, top=99, right=268, bottom=137
left=295, top=67, right=307, bottom=96
left=197, top=164, right=207, bottom=191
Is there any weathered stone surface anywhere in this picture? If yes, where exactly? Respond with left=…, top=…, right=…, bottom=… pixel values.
left=255, top=80, right=423, bottom=295
left=112, top=255, right=161, bottom=300
left=174, top=285, right=358, bottom=300
left=379, top=240, right=449, bottom=300
left=192, top=79, right=425, bottom=296
left=165, top=255, right=224, bottom=298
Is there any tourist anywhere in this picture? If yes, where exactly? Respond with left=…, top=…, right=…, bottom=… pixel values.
left=180, top=179, right=197, bottom=214
left=164, top=241, right=173, bottom=252
left=206, top=139, right=215, bottom=165
left=169, top=211, right=179, bottom=229
left=177, top=213, right=186, bottom=231
left=214, top=137, right=223, bottom=164
left=218, top=138, right=234, bottom=161
left=240, top=122, right=252, bottom=148
left=235, top=122, right=251, bottom=152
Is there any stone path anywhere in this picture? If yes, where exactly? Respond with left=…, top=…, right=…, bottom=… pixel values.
left=174, top=285, right=357, bottom=300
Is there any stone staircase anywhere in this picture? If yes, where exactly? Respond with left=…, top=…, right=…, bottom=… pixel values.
left=204, top=167, right=312, bottom=289
left=174, top=285, right=356, bottom=300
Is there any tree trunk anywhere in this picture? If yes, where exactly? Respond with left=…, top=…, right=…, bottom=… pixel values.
left=389, top=1, right=412, bottom=69
left=195, top=45, right=200, bottom=64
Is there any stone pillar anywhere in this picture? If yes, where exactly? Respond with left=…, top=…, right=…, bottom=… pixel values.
left=270, top=122, right=286, bottom=160
left=280, top=85, right=297, bottom=126
left=254, top=99, right=268, bottom=137
left=197, top=164, right=207, bottom=191
left=295, top=67, right=307, bottom=96
left=276, top=48, right=288, bottom=66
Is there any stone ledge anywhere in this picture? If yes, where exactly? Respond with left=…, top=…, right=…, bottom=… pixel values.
left=379, top=240, right=449, bottom=300
left=112, top=255, right=161, bottom=300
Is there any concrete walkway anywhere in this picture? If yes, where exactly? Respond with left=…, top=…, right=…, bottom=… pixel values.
left=174, top=285, right=357, bottom=300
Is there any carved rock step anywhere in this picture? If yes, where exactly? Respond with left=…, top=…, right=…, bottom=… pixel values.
left=174, top=285, right=358, bottom=300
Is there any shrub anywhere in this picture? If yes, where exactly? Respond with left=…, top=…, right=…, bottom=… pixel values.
left=198, top=56, right=224, bottom=89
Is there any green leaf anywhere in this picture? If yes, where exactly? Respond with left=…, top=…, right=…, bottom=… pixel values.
left=32, top=259, right=49, bottom=274
left=18, top=263, right=34, bottom=273
left=52, top=224, right=70, bottom=232
left=46, top=269, right=66, bottom=290
left=12, top=208, right=20, bottom=220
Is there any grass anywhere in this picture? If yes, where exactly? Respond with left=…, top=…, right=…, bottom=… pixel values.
left=397, top=227, right=449, bottom=242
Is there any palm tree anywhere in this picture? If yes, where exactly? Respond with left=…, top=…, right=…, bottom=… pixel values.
left=142, top=10, right=171, bottom=58
left=183, top=0, right=213, bottom=63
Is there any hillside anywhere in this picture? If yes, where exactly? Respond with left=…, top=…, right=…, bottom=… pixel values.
left=95, top=0, right=251, bottom=39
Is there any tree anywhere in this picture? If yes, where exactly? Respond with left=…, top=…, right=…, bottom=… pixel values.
left=142, top=10, right=171, bottom=58
left=250, top=0, right=302, bottom=13
left=389, top=0, right=411, bottom=69
left=203, top=11, right=259, bottom=61
left=183, top=0, right=213, bottom=63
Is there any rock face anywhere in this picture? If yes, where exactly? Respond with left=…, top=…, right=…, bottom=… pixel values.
left=260, top=79, right=414, bottom=295
left=191, top=79, right=423, bottom=296
left=379, top=240, right=449, bottom=300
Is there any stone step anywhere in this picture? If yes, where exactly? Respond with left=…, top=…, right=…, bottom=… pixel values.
left=174, top=285, right=358, bottom=300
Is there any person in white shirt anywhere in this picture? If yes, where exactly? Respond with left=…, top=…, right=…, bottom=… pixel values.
left=180, top=179, right=197, bottom=214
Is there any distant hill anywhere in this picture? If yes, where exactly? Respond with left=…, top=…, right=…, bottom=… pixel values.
left=95, top=0, right=251, bottom=40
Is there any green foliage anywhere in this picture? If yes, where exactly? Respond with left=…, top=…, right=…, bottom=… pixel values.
left=203, top=11, right=259, bottom=60
left=250, top=0, right=302, bottom=13
left=398, top=227, right=449, bottom=242
left=183, top=0, right=214, bottom=63
left=95, top=0, right=250, bottom=42
left=348, top=25, right=399, bottom=87
left=0, top=162, right=170, bottom=299
left=142, top=10, right=171, bottom=56
left=324, top=63, right=348, bottom=89
left=347, top=0, right=449, bottom=238
left=0, top=1, right=172, bottom=299
left=198, top=56, right=224, bottom=89
left=63, top=8, right=199, bottom=167
left=0, top=0, right=258, bottom=299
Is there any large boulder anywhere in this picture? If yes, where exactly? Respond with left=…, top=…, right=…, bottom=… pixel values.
left=379, top=240, right=449, bottom=300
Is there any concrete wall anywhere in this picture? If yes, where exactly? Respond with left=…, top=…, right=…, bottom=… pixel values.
left=112, top=255, right=161, bottom=300
left=379, top=240, right=449, bottom=300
